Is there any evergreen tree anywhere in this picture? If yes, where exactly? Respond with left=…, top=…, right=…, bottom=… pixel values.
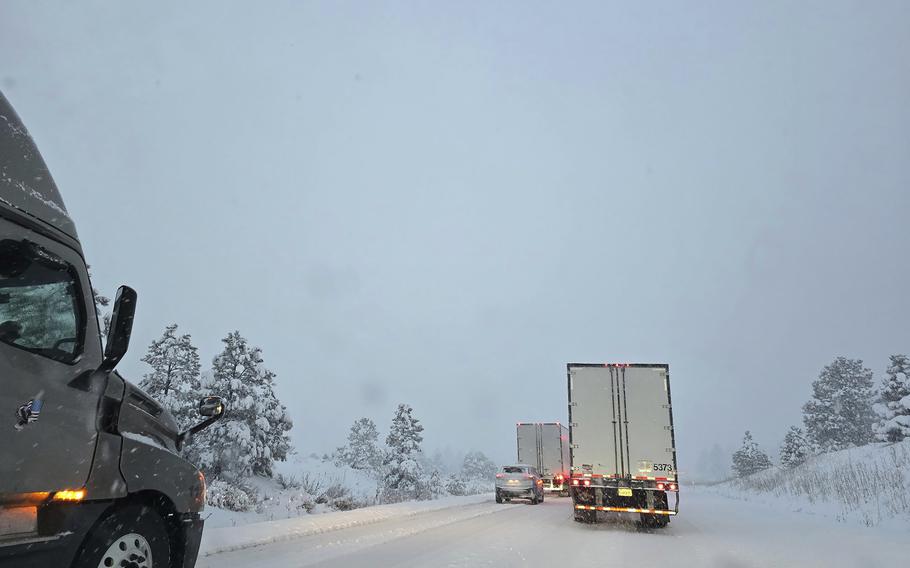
left=461, top=451, right=497, bottom=480
left=196, top=331, right=292, bottom=480
left=731, top=431, right=773, bottom=478
left=779, top=426, right=810, bottom=469
left=427, top=470, right=446, bottom=499
left=802, top=357, right=876, bottom=452
left=87, top=265, right=111, bottom=337
left=696, top=443, right=730, bottom=481
left=873, top=354, right=910, bottom=442
left=382, top=403, right=425, bottom=501
left=254, top=366, right=294, bottom=477
left=138, top=324, right=201, bottom=429
left=336, top=418, right=383, bottom=470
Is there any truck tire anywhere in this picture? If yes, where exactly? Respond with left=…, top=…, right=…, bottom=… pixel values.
left=640, top=492, right=670, bottom=528
left=72, top=505, right=171, bottom=568
left=574, top=509, right=595, bottom=523
left=639, top=513, right=669, bottom=529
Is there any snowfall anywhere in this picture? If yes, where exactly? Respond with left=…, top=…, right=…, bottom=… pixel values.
left=197, top=442, right=910, bottom=567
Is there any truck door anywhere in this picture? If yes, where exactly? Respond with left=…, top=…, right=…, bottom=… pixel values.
left=539, top=423, right=563, bottom=477
left=619, top=366, right=677, bottom=480
left=516, top=423, right=539, bottom=469
left=0, top=217, right=104, bottom=494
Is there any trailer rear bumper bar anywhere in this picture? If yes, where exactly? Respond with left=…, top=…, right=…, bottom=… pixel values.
left=574, top=505, right=676, bottom=515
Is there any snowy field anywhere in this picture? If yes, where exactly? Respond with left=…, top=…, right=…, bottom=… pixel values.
left=197, top=487, right=909, bottom=567
left=203, top=453, right=492, bottom=529
left=203, top=455, right=382, bottom=528
left=708, top=440, right=910, bottom=527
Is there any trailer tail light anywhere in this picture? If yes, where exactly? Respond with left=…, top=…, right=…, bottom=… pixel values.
left=669, top=483, right=678, bottom=492
left=583, top=479, right=591, bottom=487
left=657, top=482, right=665, bottom=491
left=571, top=478, right=580, bottom=486
left=52, top=489, right=85, bottom=502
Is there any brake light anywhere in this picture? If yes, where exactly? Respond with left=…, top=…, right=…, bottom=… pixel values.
left=583, top=479, right=591, bottom=487
left=657, top=482, right=665, bottom=491
left=669, top=483, right=678, bottom=492
left=496, top=473, right=504, bottom=478
left=572, top=479, right=580, bottom=486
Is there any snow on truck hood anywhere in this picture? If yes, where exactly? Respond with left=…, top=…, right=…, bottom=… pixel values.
left=0, top=91, right=78, bottom=242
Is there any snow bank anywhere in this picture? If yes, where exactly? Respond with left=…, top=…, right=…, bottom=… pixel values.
left=200, top=493, right=492, bottom=556
left=708, top=440, right=910, bottom=527
left=203, top=453, right=492, bottom=528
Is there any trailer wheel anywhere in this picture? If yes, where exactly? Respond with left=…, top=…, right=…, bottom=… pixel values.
left=640, top=492, right=670, bottom=529
left=72, top=504, right=170, bottom=568
left=639, top=514, right=669, bottom=529
left=573, top=509, right=595, bottom=523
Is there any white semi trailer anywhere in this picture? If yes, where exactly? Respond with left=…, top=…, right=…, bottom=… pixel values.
left=567, top=363, right=678, bottom=527
left=516, top=422, right=570, bottom=493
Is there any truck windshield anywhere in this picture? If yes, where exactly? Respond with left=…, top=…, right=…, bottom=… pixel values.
left=0, top=240, right=82, bottom=363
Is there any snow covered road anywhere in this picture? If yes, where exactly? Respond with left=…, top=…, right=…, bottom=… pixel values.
left=197, top=488, right=908, bottom=567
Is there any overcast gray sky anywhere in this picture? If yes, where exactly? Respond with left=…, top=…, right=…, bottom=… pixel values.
left=2, top=1, right=908, bottom=473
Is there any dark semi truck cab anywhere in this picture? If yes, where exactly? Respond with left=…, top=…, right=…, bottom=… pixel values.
left=0, top=92, right=224, bottom=568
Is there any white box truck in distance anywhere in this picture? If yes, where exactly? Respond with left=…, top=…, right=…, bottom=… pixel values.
left=516, top=422, right=570, bottom=493
left=567, top=363, right=678, bottom=528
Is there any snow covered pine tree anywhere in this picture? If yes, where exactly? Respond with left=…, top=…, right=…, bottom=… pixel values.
left=461, top=451, right=497, bottom=481
left=196, top=331, right=292, bottom=481
left=802, top=357, right=876, bottom=452
left=731, top=431, right=772, bottom=477
left=87, top=265, right=111, bottom=336
left=779, top=426, right=810, bottom=469
left=336, top=417, right=383, bottom=470
left=138, top=323, right=202, bottom=430
left=382, top=403, right=425, bottom=502
left=873, top=354, right=910, bottom=442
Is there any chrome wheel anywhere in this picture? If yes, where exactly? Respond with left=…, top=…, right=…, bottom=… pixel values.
left=97, top=532, right=153, bottom=568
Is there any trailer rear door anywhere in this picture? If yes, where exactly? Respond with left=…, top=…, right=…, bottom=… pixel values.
left=516, top=423, right=539, bottom=469
left=539, top=423, right=566, bottom=477
left=568, top=365, right=620, bottom=476
left=622, top=366, right=677, bottom=480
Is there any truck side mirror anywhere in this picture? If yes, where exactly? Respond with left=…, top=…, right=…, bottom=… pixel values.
left=199, top=396, right=224, bottom=418
left=101, top=286, right=137, bottom=372
left=177, top=396, right=227, bottom=451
